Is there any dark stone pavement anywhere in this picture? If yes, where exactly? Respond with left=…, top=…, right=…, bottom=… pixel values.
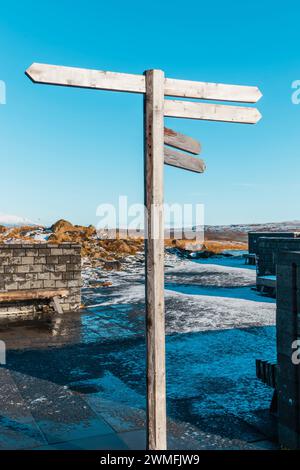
left=0, top=304, right=279, bottom=450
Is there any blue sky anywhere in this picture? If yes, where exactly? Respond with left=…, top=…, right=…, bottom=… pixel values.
left=0, top=0, right=299, bottom=227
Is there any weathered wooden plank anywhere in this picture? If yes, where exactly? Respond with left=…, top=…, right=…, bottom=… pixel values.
left=26, top=63, right=146, bottom=94
left=144, top=69, right=167, bottom=451
left=0, top=289, right=69, bottom=303
left=52, top=296, right=63, bottom=314
left=164, top=100, right=262, bottom=124
left=164, top=78, right=262, bottom=103
left=164, top=147, right=205, bottom=173
left=26, top=63, right=262, bottom=103
left=164, top=127, right=201, bottom=155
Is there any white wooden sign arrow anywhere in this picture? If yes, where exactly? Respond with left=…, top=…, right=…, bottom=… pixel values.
left=164, top=100, right=261, bottom=124
left=26, top=63, right=262, bottom=103
left=25, top=62, right=262, bottom=451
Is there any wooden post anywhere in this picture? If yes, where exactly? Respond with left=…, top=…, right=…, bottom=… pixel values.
left=144, top=69, right=167, bottom=450
left=26, top=61, right=262, bottom=452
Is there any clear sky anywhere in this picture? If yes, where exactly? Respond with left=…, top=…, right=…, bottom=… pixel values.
left=1, top=0, right=299, bottom=227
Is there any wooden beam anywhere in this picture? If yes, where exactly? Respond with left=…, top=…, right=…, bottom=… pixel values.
left=164, top=127, right=201, bottom=155
left=164, top=100, right=262, bottom=124
left=26, top=63, right=262, bottom=103
left=0, top=289, right=69, bottom=303
left=26, top=63, right=146, bottom=94
left=52, top=296, right=63, bottom=314
left=164, top=78, right=262, bottom=103
left=164, top=147, right=205, bottom=173
left=144, top=69, right=167, bottom=451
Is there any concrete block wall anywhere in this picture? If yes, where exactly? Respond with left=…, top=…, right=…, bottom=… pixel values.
left=277, top=251, right=300, bottom=449
left=248, top=232, right=300, bottom=255
left=0, top=243, right=82, bottom=316
left=257, top=237, right=300, bottom=276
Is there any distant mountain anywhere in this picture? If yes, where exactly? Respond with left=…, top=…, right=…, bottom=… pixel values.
left=203, top=221, right=300, bottom=242
left=0, top=213, right=36, bottom=227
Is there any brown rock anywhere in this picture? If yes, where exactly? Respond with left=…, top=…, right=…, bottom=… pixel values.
left=51, top=219, right=74, bottom=233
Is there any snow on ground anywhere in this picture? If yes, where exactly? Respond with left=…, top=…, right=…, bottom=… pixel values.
left=0, top=250, right=278, bottom=449
left=82, top=251, right=276, bottom=333
left=165, top=259, right=256, bottom=287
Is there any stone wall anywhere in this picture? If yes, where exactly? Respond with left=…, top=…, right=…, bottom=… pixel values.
left=277, top=251, right=300, bottom=449
left=0, top=243, right=82, bottom=317
left=257, top=237, right=300, bottom=276
left=248, top=232, right=300, bottom=255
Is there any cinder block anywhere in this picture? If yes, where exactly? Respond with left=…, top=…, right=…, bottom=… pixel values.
left=5, top=281, right=18, bottom=289
left=67, top=280, right=81, bottom=288
left=30, top=281, right=44, bottom=289
left=66, top=264, right=76, bottom=272
left=0, top=258, right=10, bottom=266
left=4, top=265, right=17, bottom=274
left=49, top=272, right=63, bottom=280
left=46, top=256, right=59, bottom=265
left=44, top=264, right=55, bottom=272
left=26, top=249, right=39, bottom=257
left=35, top=256, right=46, bottom=265
left=18, top=281, right=31, bottom=290
left=22, top=257, right=34, bottom=265
left=0, top=243, right=81, bottom=315
left=38, top=248, right=51, bottom=256
left=55, top=280, right=66, bottom=288
left=51, top=248, right=63, bottom=256
left=29, top=264, right=43, bottom=273
left=55, top=264, right=66, bottom=272
left=43, top=280, right=56, bottom=289
left=10, top=257, right=22, bottom=266
left=16, top=265, right=30, bottom=273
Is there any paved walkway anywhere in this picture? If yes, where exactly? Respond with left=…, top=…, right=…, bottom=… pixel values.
left=0, top=309, right=279, bottom=450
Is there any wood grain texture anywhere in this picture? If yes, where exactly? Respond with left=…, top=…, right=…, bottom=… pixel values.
left=144, top=69, right=167, bottom=451
left=164, top=147, right=205, bottom=173
left=0, top=289, right=69, bottom=302
left=164, top=78, right=262, bottom=103
left=26, top=63, right=146, bottom=94
left=52, top=296, right=63, bottom=314
left=164, top=127, right=201, bottom=154
left=26, top=63, right=262, bottom=103
left=164, top=100, right=262, bottom=124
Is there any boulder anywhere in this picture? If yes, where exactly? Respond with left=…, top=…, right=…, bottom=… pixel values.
left=51, top=219, right=74, bottom=233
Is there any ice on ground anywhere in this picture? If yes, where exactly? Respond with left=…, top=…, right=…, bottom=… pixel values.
left=82, top=250, right=275, bottom=333
left=165, top=260, right=256, bottom=287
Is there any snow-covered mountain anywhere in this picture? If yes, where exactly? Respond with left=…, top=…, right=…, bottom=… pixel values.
left=203, top=221, right=300, bottom=242
left=0, top=213, right=36, bottom=227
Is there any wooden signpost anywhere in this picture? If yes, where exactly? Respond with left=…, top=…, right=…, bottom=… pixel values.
left=26, top=63, right=262, bottom=450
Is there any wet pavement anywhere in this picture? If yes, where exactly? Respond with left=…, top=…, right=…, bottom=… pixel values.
left=0, top=255, right=280, bottom=450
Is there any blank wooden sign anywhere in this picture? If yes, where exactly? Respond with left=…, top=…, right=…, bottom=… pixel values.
left=164, top=127, right=201, bottom=154
left=164, top=147, right=205, bottom=173
left=164, top=127, right=204, bottom=173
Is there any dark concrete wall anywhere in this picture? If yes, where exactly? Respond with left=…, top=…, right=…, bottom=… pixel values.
left=257, top=237, right=300, bottom=276
left=0, top=243, right=81, bottom=316
left=248, top=232, right=300, bottom=255
left=277, top=251, right=300, bottom=449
